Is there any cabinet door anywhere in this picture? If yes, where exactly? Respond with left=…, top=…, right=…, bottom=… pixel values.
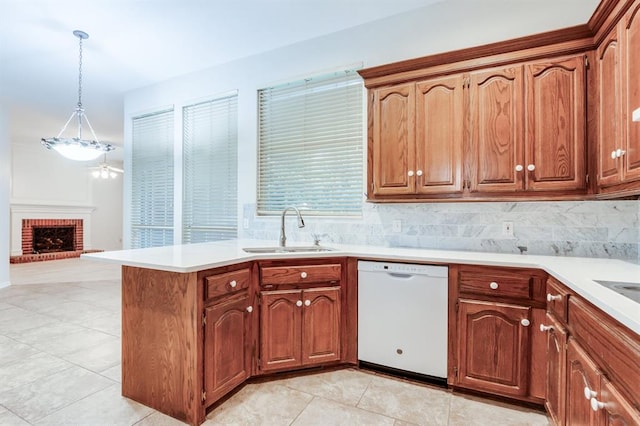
left=415, top=75, right=464, bottom=194
left=457, top=300, right=531, bottom=397
left=301, top=287, right=341, bottom=366
left=469, top=66, right=524, bottom=193
left=259, top=290, right=302, bottom=372
left=542, top=312, right=567, bottom=426
left=597, top=27, right=624, bottom=188
left=525, top=55, right=587, bottom=192
left=203, top=294, right=252, bottom=405
left=597, top=376, right=640, bottom=425
left=566, top=338, right=600, bottom=426
left=372, top=83, right=416, bottom=195
left=623, top=1, right=640, bottom=183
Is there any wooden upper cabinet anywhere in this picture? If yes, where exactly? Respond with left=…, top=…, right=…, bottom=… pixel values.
left=597, top=27, right=623, bottom=188
left=525, top=55, right=587, bottom=192
left=415, top=75, right=464, bottom=194
left=469, top=66, right=524, bottom=193
left=622, top=1, right=640, bottom=183
left=372, top=83, right=416, bottom=196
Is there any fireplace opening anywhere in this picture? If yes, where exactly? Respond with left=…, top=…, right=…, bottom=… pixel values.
left=32, top=226, right=76, bottom=253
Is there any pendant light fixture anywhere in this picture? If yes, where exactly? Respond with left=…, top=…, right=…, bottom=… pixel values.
left=41, top=30, right=115, bottom=161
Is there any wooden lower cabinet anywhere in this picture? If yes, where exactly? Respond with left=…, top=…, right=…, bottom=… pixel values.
left=457, top=299, right=531, bottom=397
left=541, top=312, right=567, bottom=425
left=567, top=338, right=600, bottom=426
left=260, top=287, right=341, bottom=372
left=203, top=293, right=252, bottom=406
left=597, top=376, right=640, bottom=425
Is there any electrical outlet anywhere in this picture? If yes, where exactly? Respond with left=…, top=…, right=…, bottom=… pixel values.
left=502, top=221, right=514, bottom=237
left=392, top=219, right=402, bottom=233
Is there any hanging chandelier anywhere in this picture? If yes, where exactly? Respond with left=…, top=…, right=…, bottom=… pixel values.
left=41, top=30, right=115, bottom=161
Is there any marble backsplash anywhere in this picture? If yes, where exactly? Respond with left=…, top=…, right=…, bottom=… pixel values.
left=241, top=200, right=640, bottom=262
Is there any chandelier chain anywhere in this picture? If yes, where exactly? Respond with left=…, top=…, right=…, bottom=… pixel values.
left=77, top=35, right=83, bottom=109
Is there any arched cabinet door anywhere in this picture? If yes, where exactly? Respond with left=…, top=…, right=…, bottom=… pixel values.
left=525, top=54, right=587, bottom=192
left=623, top=1, right=640, bottom=183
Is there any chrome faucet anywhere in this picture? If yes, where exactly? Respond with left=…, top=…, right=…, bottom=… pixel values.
left=280, top=206, right=305, bottom=247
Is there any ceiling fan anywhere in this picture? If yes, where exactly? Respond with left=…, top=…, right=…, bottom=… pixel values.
left=90, top=154, right=123, bottom=179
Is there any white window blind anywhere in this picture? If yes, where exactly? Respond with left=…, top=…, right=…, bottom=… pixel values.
left=183, top=95, right=238, bottom=243
left=258, top=70, right=364, bottom=216
left=131, top=109, right=174, bottom=248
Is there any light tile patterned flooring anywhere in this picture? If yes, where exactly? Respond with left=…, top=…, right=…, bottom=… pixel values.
left=1, top=258, right=550, bottom=425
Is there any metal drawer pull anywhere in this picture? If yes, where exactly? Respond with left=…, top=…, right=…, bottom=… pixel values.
left=300, top=272, right=308, bottom=279
left=296, top=300, right=303, bottom=307
left=229, top=280, right=237, bottom=288
left=246, top=306, right=253, bottom=313
left=520, top=319, right=530, bottom=327
left=547, top=293, right=561, bottom=302
left=540, top=324, right=553, bottom=332
left=489, top=282, right=499, bottom=290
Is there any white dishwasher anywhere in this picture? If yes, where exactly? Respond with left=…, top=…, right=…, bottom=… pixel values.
left=358, top=261, right=448, bottom=380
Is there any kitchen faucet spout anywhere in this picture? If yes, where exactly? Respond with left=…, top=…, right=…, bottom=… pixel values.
left=280, top=206, right=305, bottom=247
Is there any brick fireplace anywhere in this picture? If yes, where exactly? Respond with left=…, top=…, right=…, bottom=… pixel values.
left=10, top=204, right=101, bottom=263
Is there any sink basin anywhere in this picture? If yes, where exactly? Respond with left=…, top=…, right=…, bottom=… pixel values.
left=243, top=246, right=335, bottom=254
left=594, top=280, right=640, bottom=303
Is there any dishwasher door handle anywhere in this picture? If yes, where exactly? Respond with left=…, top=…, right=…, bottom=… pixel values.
left=387, top=272, right=415, bottom=279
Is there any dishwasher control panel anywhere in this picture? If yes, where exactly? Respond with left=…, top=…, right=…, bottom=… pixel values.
left=357, top=260, right=448, bottom=277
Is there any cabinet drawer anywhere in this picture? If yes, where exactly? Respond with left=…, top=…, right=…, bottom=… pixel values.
left=459, top=268, right=532, bottom=300
left=546, top=277, right=569, bottom=323
left=261, top=264, right=341, bottom=286
left=205, top=268, right=251, bottom=300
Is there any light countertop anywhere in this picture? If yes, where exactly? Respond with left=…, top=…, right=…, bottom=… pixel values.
left=82, top=239, right=640, bottom=334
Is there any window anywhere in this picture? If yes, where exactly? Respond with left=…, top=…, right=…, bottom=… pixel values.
left=131, top=109, right=174, bottom=248
left=257, top=70, right=363, bottom=216
left=182, top=94, right=238, bottom=243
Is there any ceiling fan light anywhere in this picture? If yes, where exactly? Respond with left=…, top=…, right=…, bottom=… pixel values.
left=109, top=171, right=117, bottom=179
left=100, top=168, right=109, bottom=179
left=91, top=169, right=100, bottom=178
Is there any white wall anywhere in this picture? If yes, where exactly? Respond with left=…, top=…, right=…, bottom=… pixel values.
left=121, top=0, right=640, bottom=261
left=10, top=142, right=123, bottom=252
left=0, top=105, right=10, bottom=287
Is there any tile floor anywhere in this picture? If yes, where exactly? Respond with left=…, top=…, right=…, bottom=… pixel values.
left=1, top=258, right=550, bottom=425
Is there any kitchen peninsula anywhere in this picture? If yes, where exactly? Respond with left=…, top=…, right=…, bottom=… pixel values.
left=83, top=240, right=640, bottom=425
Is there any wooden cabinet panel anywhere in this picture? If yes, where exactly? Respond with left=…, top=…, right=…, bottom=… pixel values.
left=469, top=66, right=524, bottom=193
left=525, top=55, right=587, bottom=192
left=261, top=263, right=341, bottom=286
left=415, top=75, right=464, bottom=194
left=598, top=376, right=640, bottom=425
left=372, top=83, right=416, bottom=195
left=623, top=1, right=640, bottom=183
left=567, top=338, right=600, bottom=426
left=205, top=268, right=251, bottom=300
left=546, top=277, right=569, bottom=323
left=457, top=299, right=531, bottom=397
left=597, top=28, right=624, bottom=188
left=301, top=287, right=341, bottom=365
left=259, top=290, right=302, bottom=372
left=203, top=294, right=251, bottom=405
left=542, top=312, right=567, bottom=426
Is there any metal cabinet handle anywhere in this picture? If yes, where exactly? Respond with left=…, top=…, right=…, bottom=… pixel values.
left=527, top=164, right=536, bottom=171
left=304, top=300, right=311, bottom=307
left=416, top=170, right=423, bottom=176
left=520, top=319, right=530, bottom=327
left=246, top=306, right=253, bottom=313
left=300, top=272, right=308, bottom=279
left=515, top=164, right=524, bottom=172
left=296, top=300, right=303, bottom=307
left=611, top=150, right=618, bottom=159
left=540, top=324, right=554, bottom=332
left=489, top=281, right=499, bottom=290
left=547, top=293, right=561, bottom=302
left=591, top=397, right=605, bottom=411
left=407, top=170, right=415, bottom=177
left=229, top=280, right=237, bottom=288
left=584, top=386, right=597, bottom=401
left=616, top=148, right=626, bottom=158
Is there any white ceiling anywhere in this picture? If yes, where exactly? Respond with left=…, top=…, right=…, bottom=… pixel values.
left=0, top=0, right=599, bottom=162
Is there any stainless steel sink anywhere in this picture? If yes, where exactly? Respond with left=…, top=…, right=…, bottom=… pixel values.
left=594, top=280, right=640, bottom=303
left=243, top=246, right=335, bottom=254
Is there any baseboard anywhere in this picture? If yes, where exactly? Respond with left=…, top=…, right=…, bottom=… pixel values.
left=0, top=280, right=10, bottom=289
